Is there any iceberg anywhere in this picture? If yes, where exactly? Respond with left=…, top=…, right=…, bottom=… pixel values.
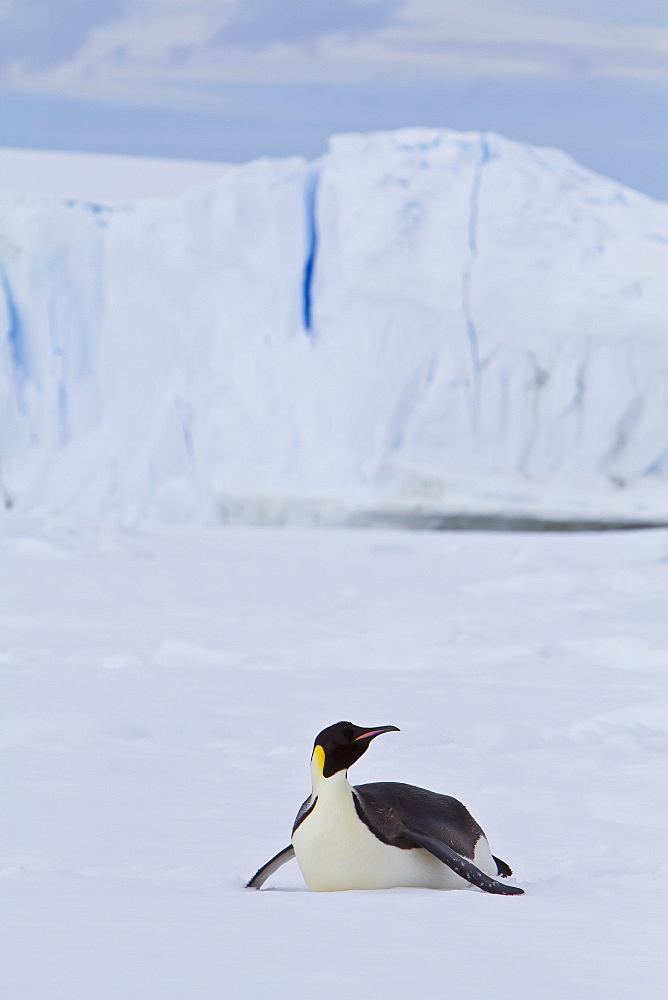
left=1, top=128, right=667, bottom=524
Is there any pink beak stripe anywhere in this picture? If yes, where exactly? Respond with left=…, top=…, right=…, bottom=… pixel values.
left=354, top=728, right=393, bottom=741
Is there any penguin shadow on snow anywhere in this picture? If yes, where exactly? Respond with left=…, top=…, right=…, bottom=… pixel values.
left=247, top=722, right=524, bottom=896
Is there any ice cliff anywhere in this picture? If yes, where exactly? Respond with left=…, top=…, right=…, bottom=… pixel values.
left=1, top=128, right=667, bottom=523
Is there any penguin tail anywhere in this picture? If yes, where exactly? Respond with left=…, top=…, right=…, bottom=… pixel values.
left=493, top=855, right=513, bottom=878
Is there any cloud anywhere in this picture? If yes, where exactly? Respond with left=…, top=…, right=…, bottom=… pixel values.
left=1, top=0, right=666, bottom=109
left=511, top=0, right=668, bottom=28
left=0, top=0, right=129, bottom=71
left=217, top=0, right=403, bottom=47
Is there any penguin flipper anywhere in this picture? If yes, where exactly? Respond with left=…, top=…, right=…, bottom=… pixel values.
left=246, top=845, right=295, bottom=889
left=406, top=831, right=524, bottom=895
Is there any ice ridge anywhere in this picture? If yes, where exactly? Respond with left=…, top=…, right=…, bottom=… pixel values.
left=462, top=133, right=489, bottom=427
left=0, top=128, right=667, bottom=524
left=302, top=167, right=319, bottom=337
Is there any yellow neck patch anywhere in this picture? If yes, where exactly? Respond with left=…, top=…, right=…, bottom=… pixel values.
left=312, top=744, right=325, bottom=776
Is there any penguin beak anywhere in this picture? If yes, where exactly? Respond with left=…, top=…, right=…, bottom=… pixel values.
left=354, top=726, right=400, bottom=742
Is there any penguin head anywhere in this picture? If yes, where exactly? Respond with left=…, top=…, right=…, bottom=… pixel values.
left=312, top=721, right=399, bottom=778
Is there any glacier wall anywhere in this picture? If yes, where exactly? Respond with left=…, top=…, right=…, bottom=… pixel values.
left=1, top=128, right=667, bottom=523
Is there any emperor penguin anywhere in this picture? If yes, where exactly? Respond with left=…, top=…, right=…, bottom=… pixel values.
left=246, top=721, right=523, bottom=894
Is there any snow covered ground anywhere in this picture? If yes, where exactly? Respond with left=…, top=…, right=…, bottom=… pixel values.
left=0, top=148, right=232, bottom=203
left=1, top=513, right=666, bottom=999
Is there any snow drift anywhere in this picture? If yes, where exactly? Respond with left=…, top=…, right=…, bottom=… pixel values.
left=1, top=128, right=667, bottom=523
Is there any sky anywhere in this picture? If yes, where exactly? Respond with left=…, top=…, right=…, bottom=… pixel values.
left=0, top=0, right=667, bottom=198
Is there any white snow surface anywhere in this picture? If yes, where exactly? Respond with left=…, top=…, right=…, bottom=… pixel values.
left=0, top=148, right=233, bottom=203
left=1, top=514, right=667, bottom=998
left=1, top=128, right=667, bottom=523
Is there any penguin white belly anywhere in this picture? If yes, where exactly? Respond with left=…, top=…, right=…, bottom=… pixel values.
left=292, top=786, right=496, bottom=892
